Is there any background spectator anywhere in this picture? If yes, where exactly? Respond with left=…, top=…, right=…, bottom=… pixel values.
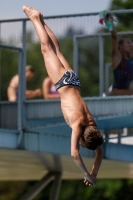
left=42, top=76, right=60, bottom=99
left=7, top=65, right=42, bottom=101
left=110, top=26, right=133, bottom=95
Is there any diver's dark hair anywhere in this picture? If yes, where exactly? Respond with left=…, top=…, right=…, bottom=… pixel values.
left=83, top=126, right=104, bottom=150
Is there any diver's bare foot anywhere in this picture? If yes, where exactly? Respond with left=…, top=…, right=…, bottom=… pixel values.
left=22, top=5, right=41, bottom=21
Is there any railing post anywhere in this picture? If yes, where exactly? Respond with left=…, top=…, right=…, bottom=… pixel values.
left=117, top=129, right=121, bottom=144
left=73, top=36, right=79, bottom=76
left=17, top=50, right=24, bottom=131
left=17, top=20, right=27, bottom=147
left=105, top=63, right=112, bottom=96
left=99, top=35, right=104, bottom=96
left=0, top=22, right=1, bottom=101
left=21, top=20, right=27, bottom=128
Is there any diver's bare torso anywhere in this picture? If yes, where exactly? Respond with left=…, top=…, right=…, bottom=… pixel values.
left=57, top=85, right=95, bottom=128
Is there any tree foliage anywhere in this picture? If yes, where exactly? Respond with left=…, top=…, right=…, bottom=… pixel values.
left=0, top=179, right=133, bottom=200
left=110, top=0, right=133, bottom=28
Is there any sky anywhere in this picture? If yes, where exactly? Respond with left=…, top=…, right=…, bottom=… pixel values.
left=0, top=0, right=112, bottom=20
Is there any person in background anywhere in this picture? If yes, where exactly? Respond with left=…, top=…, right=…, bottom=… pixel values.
left=42, top=76, right=60, bottom=99
left=7, top=65, right=42, bottom=101
left=110, top=23, right=133, bottom=95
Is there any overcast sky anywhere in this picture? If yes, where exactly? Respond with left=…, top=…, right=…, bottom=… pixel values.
left=0, top=0, right=112, bottom=19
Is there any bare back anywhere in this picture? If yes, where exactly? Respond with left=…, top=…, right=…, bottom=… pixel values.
left=58, top=85, right=95, bottom=129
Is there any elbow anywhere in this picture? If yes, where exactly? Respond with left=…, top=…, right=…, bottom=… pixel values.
left=71, top=150, right=79, bottom=159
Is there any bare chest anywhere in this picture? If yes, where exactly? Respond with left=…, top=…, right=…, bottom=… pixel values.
left=61, top=99, right=87, bottom=128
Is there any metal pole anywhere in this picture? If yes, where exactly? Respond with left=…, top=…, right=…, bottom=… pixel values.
left=105, top=63, right=112, bottom=96
left=1, top=8, right=133, bottom=23
left=0, top=44, right=22, bottom=51
left=22, top=20, right=27, bottom=128
left=117, top=129, right=121, bottom=144
left=17, top=50, right=23, bottom=131
left=17, top=20, right=27, bottom=147
left=20, top=172, right=54, bottom=200
left=73, top=36, right=79, bottom=76
left=0, top=22, right=1, bottom=101
left=103, top=129, right=109, bottom=159
left=17, top=50, right=24, bottom=147
left=50, top=173, right=62, bottom=200
left=75, top=31, right=133, bottom=39
left=99, top=35, right=104, bottom=96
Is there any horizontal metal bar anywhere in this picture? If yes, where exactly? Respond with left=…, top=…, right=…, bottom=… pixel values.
left=1, top=95, right=133, bottom=104
left=25, top=122, right=67, bottom=130
left=0, top=101, right=17, bottom=105
left=108, top=134, right=133, bottom=140
left=0, top=44, right=23, bottom=51
left=109, top=9, right=133, bottom=14
left=0, top=13, right=98, bottom=23
left=74, top=31, right=133, bottom=39
left=1, top=9, right=133, bottom=23
left=26, top=95, right=133, bottom=102
left=0, top=12, right=100, bottom=23
left=0, top=128, right=19, bottom=134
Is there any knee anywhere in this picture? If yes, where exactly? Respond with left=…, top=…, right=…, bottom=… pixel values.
left=41, top=42, right=51, bottom=55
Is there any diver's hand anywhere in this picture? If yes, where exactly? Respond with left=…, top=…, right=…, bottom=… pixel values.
left=84, top=174, right=97, bottom=186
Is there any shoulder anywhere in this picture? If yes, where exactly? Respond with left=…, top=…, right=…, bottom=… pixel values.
left=71, top=116, right=84, bottom=135
left=112, top=53, right=122, bottom=69
left=9, top=74, right=19, bottom=87
left=43, top=77, right=51, bottom=86
left=44, top=77, right=50, bottom=82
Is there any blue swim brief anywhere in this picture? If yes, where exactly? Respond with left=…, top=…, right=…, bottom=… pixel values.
left=54, top=70, right=80, bottom=91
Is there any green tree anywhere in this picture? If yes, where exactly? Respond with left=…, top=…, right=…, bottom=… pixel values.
left=110, top=0, right=133, bottom=10
left=110, top=0, right=133, bottom=28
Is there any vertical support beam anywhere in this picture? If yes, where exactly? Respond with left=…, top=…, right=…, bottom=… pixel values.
left=99, top=35, right=104, bottom=96
left=17, top=50, right=23, bottom=131
left=22, top=20, right=27, bottom=128
left=104, top=129, right=109, bottom=144
left=17, top=50, right=24, bottom=147
left=20, top=172, right=54, bottom=200
left=50, top=173, right=62, bottom=200
left=103, top=129, right=109, bottom=158
left=17, top=20, right=27, bottom=147
left=0, top=22, right=1, bottom=101
left=123, top=128, right=128, bottom=136
left=73, top=36, right=79, bottom=76
left=105, top=63, right=112, bottom=95
left=117, top=129, right=121, bottom=144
